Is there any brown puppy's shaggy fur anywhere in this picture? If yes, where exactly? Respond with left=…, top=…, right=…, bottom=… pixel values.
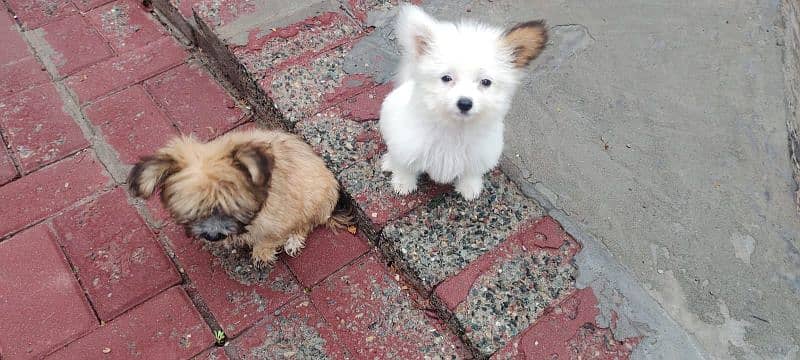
left=128, top=129, right=350, bottom=265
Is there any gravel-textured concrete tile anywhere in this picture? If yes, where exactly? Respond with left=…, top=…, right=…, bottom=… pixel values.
left=234, top=12, right=362, bottom=80
left=295, top=109, right=383, bottom=174
left=265, top=45, right=376, bottom=126
left=340, top=156, right=449, bottom=228
left=382, top=170, right=543, bottom=291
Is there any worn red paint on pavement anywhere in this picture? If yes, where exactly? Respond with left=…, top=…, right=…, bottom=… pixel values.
left=144, top=62, right=247, bottom=141
left=47, top=286, right=214, bottom=359
left=283, top=227, right=372, bottom=288
left=51, top=188, right=181, bottom=321
left=83, top=85, right=179, bottom=164
left=0, top=82, right=89, bottom=173
left=0, top=224, right=97, bottom=359
left=492, top=289, right=638, bottom=360
left=228, top=296, right=352, bottom=359
left=0, top=151, right=110, bottom=238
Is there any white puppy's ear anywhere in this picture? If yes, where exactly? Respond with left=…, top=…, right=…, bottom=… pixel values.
left=502, top=20, right=548, bottom=68
left=396, top=4, right=437, bottom=59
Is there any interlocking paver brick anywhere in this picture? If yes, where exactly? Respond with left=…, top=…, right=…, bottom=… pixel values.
left=0, top=140, right=18, bottom=185
left=144, top=62, right=246, bottom=141
left=310, top=253, right=469, bottom=359
left=72, top=0, right=115, bottom=11
left=492, top=289, right=637, bottom=360
left=5, top=0, right=77, bottom=29
left=0, top=11, right=31, bottom=65
left=194, top=347, right=230, bottom=360
left=52, top=189, right=181, bottom=321
left=66, top=36, right=186, bottom=104
left=0, top=150, right=110, bottom=238
left=47, top=286, right=214, bottom=359
left=0, top=56, right=52, bottom=98
left=0, top=82, right=89, bottom=173
left=0, top=224, right=97, bottom=359
left=154, top=214, right=301, bottom=337
left=230, top=296, right=351, bottom=359
left=284, top=227, right=371, bottom=288
left=234, top=12, right=363, bottom=80
left=86, top=0, right=168, bottom=53
left=434, top=217, right=580, bottom=356
left=83, top=85, right=178, bottom=164
left=39, top=14, right=114, bottom=77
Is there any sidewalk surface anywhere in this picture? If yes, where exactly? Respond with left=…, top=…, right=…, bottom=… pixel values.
left=0, top=0, right=796, bottom=359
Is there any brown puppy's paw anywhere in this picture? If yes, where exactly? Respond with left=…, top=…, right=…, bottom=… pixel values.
left=251, top=244, right=278, bottom=268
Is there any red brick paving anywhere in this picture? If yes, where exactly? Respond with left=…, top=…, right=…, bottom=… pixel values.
left=85, top=0, right=168, bottom=53
left=0, top=151, right=110, bottom=238
left=4, top=0, right=77, bottom=30
left=0, top=10, right=30, bottom=64
left=161, top=220, right=302, bottom=337
left=310, top=253, right=470, bottom=358
left=0, top=141, right=18, bottom=185
left=72, top=0, right=114, bottom=12
left=0, top=224, right=97, bottom=359
left=52, top=189, right=181, bottom=321
left=0, top=1, right=639, bottom=358
left=66, top=36, right=186, bottom=104
left=47, top=286, right=214, bottom=359
left=284, top=227, right=372, bottom=288
left=40, top=14, right=114, bottom=77
left=144, top=63, right=246, bottom=141
left=83, top=85, right=178, bottom=164
left=194, top=347, right=230, bottom=360
left=0, top=82, right=89, bottom=173
left=0, top=56, right=51, bottom=97
left=0, top=11, right=50, bottom=97
left=228, top=296, right=351, bottom=359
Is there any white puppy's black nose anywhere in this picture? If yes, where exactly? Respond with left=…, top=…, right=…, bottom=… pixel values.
left=457, top=97, right=473, bottom=113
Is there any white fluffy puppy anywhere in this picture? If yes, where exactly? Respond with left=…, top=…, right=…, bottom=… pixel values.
left=379, top=5, right=547, bottom=200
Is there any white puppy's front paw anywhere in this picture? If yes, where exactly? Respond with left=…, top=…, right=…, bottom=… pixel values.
left=284, top=234, right=306, bottom=257
left=391, top=172, right=418, bottom=195
left=381, top=154, right=394, bottom=172
left=456, top=176, right=483, bottom=201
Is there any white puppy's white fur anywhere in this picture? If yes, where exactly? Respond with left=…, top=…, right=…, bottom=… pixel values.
left=379, top=5, right=547, bottom=200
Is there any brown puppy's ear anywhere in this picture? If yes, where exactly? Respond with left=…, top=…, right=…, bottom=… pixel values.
left=502, top=20, right=548, bottom=68
left=128, top=154, right=177, bottom=198
left=231, top=142, right=274, bottom=189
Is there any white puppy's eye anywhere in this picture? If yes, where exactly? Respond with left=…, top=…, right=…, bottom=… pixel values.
left=441, top=75, right=453, bottom=83
left=480, top=79, right=492, bottom=87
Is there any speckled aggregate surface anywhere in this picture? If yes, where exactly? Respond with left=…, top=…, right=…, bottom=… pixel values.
left=294, top=109, right=383, bottom=173
left=382, top=171, right=543, bottom=291
left=310, top=254, right=470, bottom=359
left=455, top=244, right=577, bottom=355
left=234, top=12, right=362, bottom=80
left=265, top=45, right=353, bottom=125
left=206, top=242, right=299, bottom=292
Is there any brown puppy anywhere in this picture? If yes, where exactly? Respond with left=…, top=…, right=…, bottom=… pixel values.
left=128, top=129, right=350, bottom=265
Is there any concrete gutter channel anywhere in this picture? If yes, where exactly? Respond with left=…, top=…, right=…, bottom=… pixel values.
left=144, top=0, right=800, bottom=358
